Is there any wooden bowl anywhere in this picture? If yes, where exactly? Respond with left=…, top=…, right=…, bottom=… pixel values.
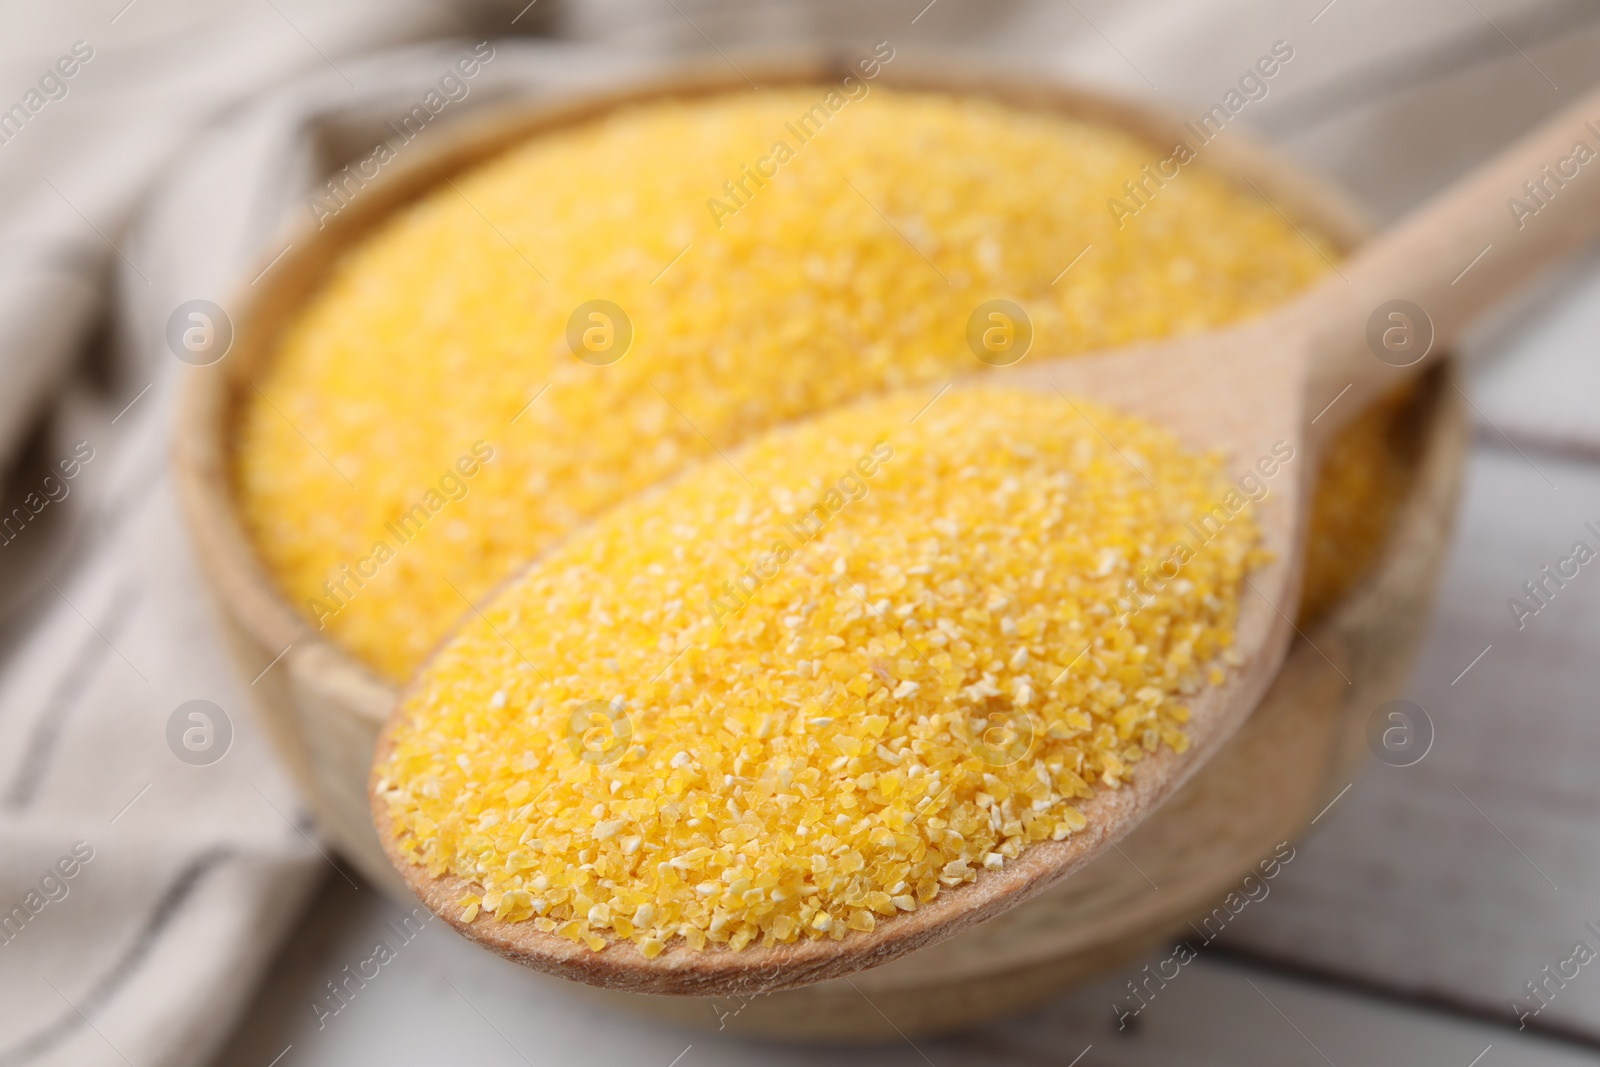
left=173, top=56, right=1467, bottom=1038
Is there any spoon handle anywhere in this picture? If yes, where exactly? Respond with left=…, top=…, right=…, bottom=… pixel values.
left=1302, top=83, right=1600, bottom=448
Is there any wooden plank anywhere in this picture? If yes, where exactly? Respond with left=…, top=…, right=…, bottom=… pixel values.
left=1468, top=251, right=1600, bottom=460
left=210, top=869, right=1598, bottom=1065
left=1223, top=446, right=1600, bottom=1042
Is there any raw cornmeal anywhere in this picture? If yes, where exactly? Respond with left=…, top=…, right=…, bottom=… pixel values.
left=234, top=87, right=1420, bottom=957
left=374, top=389, right=1266, bottom=956
left=235, top=88, right=1333, bottom=679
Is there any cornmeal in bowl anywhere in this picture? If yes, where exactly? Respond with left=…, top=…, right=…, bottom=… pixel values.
left=234, top=88, right=1340, bottom=679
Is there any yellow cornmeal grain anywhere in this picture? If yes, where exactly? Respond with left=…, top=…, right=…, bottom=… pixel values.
left=374, top=389, right=1266, bottom=956
left=235, top=88, right=1335, bottom=679
left=1300, top=384, right=1426, bottom=623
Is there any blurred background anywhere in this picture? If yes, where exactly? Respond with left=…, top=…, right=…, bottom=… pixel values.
left=1, top=0, right=1599, bottom=1064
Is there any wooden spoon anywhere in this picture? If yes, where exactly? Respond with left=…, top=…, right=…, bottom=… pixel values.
left=372, top=83, right=1600, bottom=997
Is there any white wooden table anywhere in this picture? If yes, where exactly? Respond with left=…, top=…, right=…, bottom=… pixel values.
left=208, top=867, right=1599, bottom=1067
left=207, top=3, right=1600, bottom=1062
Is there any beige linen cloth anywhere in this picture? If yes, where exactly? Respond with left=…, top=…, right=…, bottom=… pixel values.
left=0, top=1, right=1596, bottom=1065
left=0, top=5, right=619, bottom=1066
